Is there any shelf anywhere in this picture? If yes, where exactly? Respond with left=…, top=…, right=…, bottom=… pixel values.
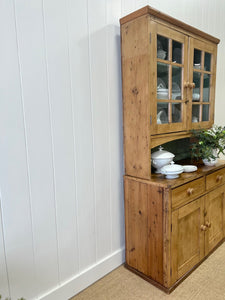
left=151, top=131, right=192, bottom=148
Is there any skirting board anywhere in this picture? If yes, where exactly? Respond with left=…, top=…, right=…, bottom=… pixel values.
left=39, top=248, right=125, bottom=300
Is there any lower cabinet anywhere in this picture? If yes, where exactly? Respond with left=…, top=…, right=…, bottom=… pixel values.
left=124, top=166, right=225, bottom=293
left=171, top=185, right=225, bottom=285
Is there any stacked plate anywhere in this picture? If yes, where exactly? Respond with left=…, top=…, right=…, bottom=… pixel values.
left=157, top=79, right=168, bottom=99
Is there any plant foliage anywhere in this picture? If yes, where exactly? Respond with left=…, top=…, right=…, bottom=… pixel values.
left=191, top=125, right=225, bottom=161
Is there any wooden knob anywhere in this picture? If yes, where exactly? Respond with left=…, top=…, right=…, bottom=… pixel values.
left=201, top=225, right=207, bottom=231
left=205, top=221, right=211, bottom=228
left=216, top=175, right=222, bottom=182
left=187, top=188, right=194, bottom=196
left=184, top=82, right=196, bottom=89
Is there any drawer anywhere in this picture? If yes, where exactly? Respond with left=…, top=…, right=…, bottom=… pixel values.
left=206, top=168, right=225, bottom=191
left=172, top=177, right=205, bottom=209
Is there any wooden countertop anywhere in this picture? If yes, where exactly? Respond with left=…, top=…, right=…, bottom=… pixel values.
left=124, top=160, right=225, bottom=189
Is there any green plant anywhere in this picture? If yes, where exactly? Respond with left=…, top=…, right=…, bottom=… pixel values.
left=191, top=125, right=225, bottom=161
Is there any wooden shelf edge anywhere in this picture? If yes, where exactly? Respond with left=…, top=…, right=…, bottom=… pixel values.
left=151, top=132, right=192, bottom=148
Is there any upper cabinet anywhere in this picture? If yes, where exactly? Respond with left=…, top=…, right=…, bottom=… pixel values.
left=150, top=23, right=218, bottom=135
left=120, top=6, right=220, bottom=179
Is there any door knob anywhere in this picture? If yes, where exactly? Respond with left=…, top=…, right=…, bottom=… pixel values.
left=216, top=175, right=222, bottom=182
left=200, top=224, right=207, bottom=231
left=205, top=221, right=211, bottom=228
left=189, top=82, right=195, bottom=89
left=187, top=188, right=194, bottom=196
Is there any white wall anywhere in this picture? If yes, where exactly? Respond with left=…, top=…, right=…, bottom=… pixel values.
left=0, top=1, right=225, bottom=299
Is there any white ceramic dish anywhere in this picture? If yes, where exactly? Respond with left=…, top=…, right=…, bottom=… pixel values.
left=151, top=146, right=174, bottom=173
left=161, top=162, right=183, bottom=179
left=157, top=88, right=168, bottom=99
left=157, top=78, right=166, bottom=89
left=192, top=93, right=200, bottom=101
left=194, top=63, right=201, bottom=69
left=182, top=165, right=197, bottom=172
left=157, top=49, right=166, bottom=59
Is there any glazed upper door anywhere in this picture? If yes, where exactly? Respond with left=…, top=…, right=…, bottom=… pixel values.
left=150, top=22, right=188, bottom=134
left=188, top=38, right=217, bottom=129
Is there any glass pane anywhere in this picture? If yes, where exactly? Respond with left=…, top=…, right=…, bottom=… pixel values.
left=157, top=62, right=169, bottom=99
left=157, top=103, right=168, bottom=124
left=172, top=40, right=182, bottom=64
left=192, top=72, right=201, bottom=102
left=157, top=35, right=168, bottom=60
left=172, top=66, right=182, bottom=100
left=202, top=105, right=209, bottom=121
left=172, top=103, right=181, bottom=123
left=204, top=52, right=211, bottom=71
left=193, top=49, right=202, bottom=69
left=203, top=74, right=210, bottom=102
left=192, top=105, right=200, bottom=123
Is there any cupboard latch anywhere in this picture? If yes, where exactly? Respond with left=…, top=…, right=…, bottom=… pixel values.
left=150, top=115, right=152, bottom=125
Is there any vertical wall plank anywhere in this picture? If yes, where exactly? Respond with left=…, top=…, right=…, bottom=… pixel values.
left=88, top=0, right=111, bottom=260
left=135, top=0, right=148, bottom=10
left=67, top=0, right=96, bottom=270
left=0, top=191, right=10, bottom=298
left=106, top=0, right=125, bottom=252
left=13, top=0, right=59, bottom=293
left=0, top=0, right=36, bottom=299
left=42, top=0, right=78, bottom=282
left=121, top=0, right=136, bottom=15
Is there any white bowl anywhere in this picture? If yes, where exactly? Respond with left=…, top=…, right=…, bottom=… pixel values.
left=157, top=49, right=166, bottom=59
left=157, top=88, right=168, bottom=99
left=194, top=63, right=201, bottom=69
left=160, top=162, right=183, bottom=179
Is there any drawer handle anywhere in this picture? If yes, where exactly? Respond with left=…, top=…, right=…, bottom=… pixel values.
left=187, top=188, right=194, bottom=196
left=216, top=175, right=223, bottom=182
left=200, top=224, right=207, bottom=231
left=205, top=221, right=211, bottom=228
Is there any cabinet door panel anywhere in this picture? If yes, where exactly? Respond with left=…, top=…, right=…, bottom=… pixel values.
left=150, top=21, right=188, bottom=134
left=189, top=38, right=217, bottom=129
left=205, top=185, right=225, bottom=255
left=171, top=197, right=204, bottom=284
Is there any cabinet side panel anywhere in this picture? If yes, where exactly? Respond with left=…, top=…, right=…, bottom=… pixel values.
left=147, top=184, right=164, bottom=283
left=124, top=178, right=149, bottom=274
left=121, top=16, right=150, bottom=179
left=124, top=177, right=164, bottom=284
left=162, top=188, right=171, bottom=288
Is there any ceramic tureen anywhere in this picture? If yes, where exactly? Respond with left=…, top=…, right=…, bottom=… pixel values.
left=151, top=146, right=175, bottom=173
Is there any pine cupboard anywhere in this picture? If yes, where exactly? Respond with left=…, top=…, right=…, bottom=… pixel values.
left=120, top=6, right=225, bottom=293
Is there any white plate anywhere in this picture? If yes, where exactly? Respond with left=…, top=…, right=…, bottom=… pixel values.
left=183, top=165, right=197, bottom=172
